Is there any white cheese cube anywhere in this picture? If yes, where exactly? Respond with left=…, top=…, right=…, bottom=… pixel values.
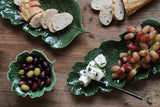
left=79, top=69, right=87, bottom=76
left=86, top=66, right=97, bottom=80
left=79, top=75, right=91, bottom=87
left=94, top=67, right=105, bottom=81
left=94, top=54, right=107, bottom=68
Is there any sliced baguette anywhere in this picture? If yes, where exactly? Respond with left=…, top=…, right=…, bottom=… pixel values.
left=48, top=17, right=56, bottom=33
left=52, top=13, right=73, bottom=31
left=40, top=9, right=58, bottom=29
left=112, top=0, right=124, bottom=20
left=29, top=12, right=43, bottom=28
left=14, top=0, right=24, bottom=6
left=91, top=0, right=112, bottom=11
left=20, top=0, right=41, bottom=11
left=99, top=4, right=113, bottom=26
left=122, top=0, right=152, bottom=16
left=20, top=7, right=43, bottom=22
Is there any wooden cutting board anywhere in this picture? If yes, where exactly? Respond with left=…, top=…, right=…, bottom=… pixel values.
left=0, top=0, right=160, bottom=106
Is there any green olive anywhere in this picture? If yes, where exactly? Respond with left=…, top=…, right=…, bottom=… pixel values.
left=19, top=69, right=25, bottom=75
left=26, top=56, right=33, bottom=63
left=27, top=70, right=34, bottom=78
left=34, top=68, right=41, bottom=76
left=21, top=84, right=30, bottom=92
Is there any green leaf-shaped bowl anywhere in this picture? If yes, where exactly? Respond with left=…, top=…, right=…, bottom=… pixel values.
left=0, top=0, right=88, bottom=49
left=7, top=50, right=56, bottom=98
left=67, top=19, right=160, bottom=96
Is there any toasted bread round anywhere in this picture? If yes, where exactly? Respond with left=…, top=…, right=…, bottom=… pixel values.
left=20, top=7, right=43, bottom=22
left=40, top=9, right=58, bottom=29
left=112, top=0, right=124, bottom=20
left=99, top=4, right=113, bottom=26
left=29, top=12, right=43, bottom=28
left=20, top=0, right=41, bottom=11
left=48, top=17, right=56, bottom=33
left=52, top=13, right=73, bottom=31
left=91, top=0, right=112, bottom=11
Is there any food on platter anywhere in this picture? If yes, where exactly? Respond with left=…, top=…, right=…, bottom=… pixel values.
left=7, top=50, right=56, bottom=98
left=111, top=24, right=159, bottom=80
left=67, top=19, right=160, bottom=96
left=15, top=0, right=73, bottom=32
left=91, top=0, right=152, bottom=25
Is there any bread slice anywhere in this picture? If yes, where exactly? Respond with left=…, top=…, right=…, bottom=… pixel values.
left=122, top=0, right=152, bottom=16
left=14, top=0, right=24, bottom=6
left=20, top=0, right=41, bottom=11
left=40, top=9, right=58, bottom=29
left=52, top=13, right=73, bottom=31
left=91, top=0, right=112, bottom=11
left=112, top=0, right=124, bottom=20
left=48, top=17, right=56, bottom=33
left=99, top=4, right=113, bottom=26
left=20, top=7, right=43, bottom=22
left=29, top=12, right=43, bottom=28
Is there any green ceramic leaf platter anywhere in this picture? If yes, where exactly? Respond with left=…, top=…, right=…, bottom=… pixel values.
left=67, top=19, right=160, bottom=96
left=0, top=0, right=88, bottom=49
left=7, top=50, right=56, bottom=98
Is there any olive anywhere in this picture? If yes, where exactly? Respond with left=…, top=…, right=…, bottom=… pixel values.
left=18, top=81, right=26, bottom=86
left=33, top=76, right=38, bottom=82
left=26, top=56, right=33, bottom=63
left=37, top=79, right=41, bottom=85
left=42, top=61, right=49, bottom=68
left=45, top=67, right=51, bottom=75
left=21, top=84, right=30, bottom=92
left=37, top=64, right=43, bottom=71
left=33, top=57, right=38, bottom=65
left=27, top=80, right=33, bottom=87
left=19, top=69, right=25, bottom=75
left=34, top=68, right=41, bottom=76
left=27, top=70, right=34, bottom=78
left=23, top=67, right=28, bottom=71
left=40, top=71, right=45, bottom=79
left=32, top=82, right=38, bottom=92
left=27, top=64, right=35, bottom=70
left=20, top=75, right=27, bottom=81
left=21, top=63, right=27, bottom=69
left=39, top=81, right=45, bottom=89
left=46, top=78, right=51, bottom=86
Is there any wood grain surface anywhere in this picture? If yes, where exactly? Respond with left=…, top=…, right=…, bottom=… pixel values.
left=0, top=0, right=160, bottom=107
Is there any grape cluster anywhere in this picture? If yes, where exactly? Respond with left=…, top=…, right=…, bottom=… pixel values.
left=111, top=24, right=160, bottom=80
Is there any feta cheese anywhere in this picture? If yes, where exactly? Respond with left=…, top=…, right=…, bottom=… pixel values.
left=79, top=75, right=91, bottom=87
left=94, top=67, right=105, bottom=81
left=79, top=70, right=87, bottom=76
left=94, top=54, right=107, bottom=68
left=78, top=54, right=107, bottom=87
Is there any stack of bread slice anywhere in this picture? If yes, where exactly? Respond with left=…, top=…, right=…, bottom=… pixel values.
left=91, top=0, right=152, bottom=26
left=14, top=0, right=73, bottom=33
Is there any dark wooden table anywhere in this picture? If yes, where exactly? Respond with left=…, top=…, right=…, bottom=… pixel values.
left=0, top=0, right=160, bottom=106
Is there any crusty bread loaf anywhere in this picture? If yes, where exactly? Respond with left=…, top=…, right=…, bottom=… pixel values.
left=14, top=0, right=24, bottom=6
left=122, top=0, right=152, bottom=16
left=48, top=17, right=56, bottom=33
left=20, top=7, right=43, bottom=22
left=112, top=0, right=124, bottom=20
left=52, top=13, right=73, bottom=31
left=40, top=9, right=58, bottom=29
left=29, top=12, right=43, bottom=28
left=99, top=4, right=113, bottom=26
left=91, top=0, right=112, bottom=11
